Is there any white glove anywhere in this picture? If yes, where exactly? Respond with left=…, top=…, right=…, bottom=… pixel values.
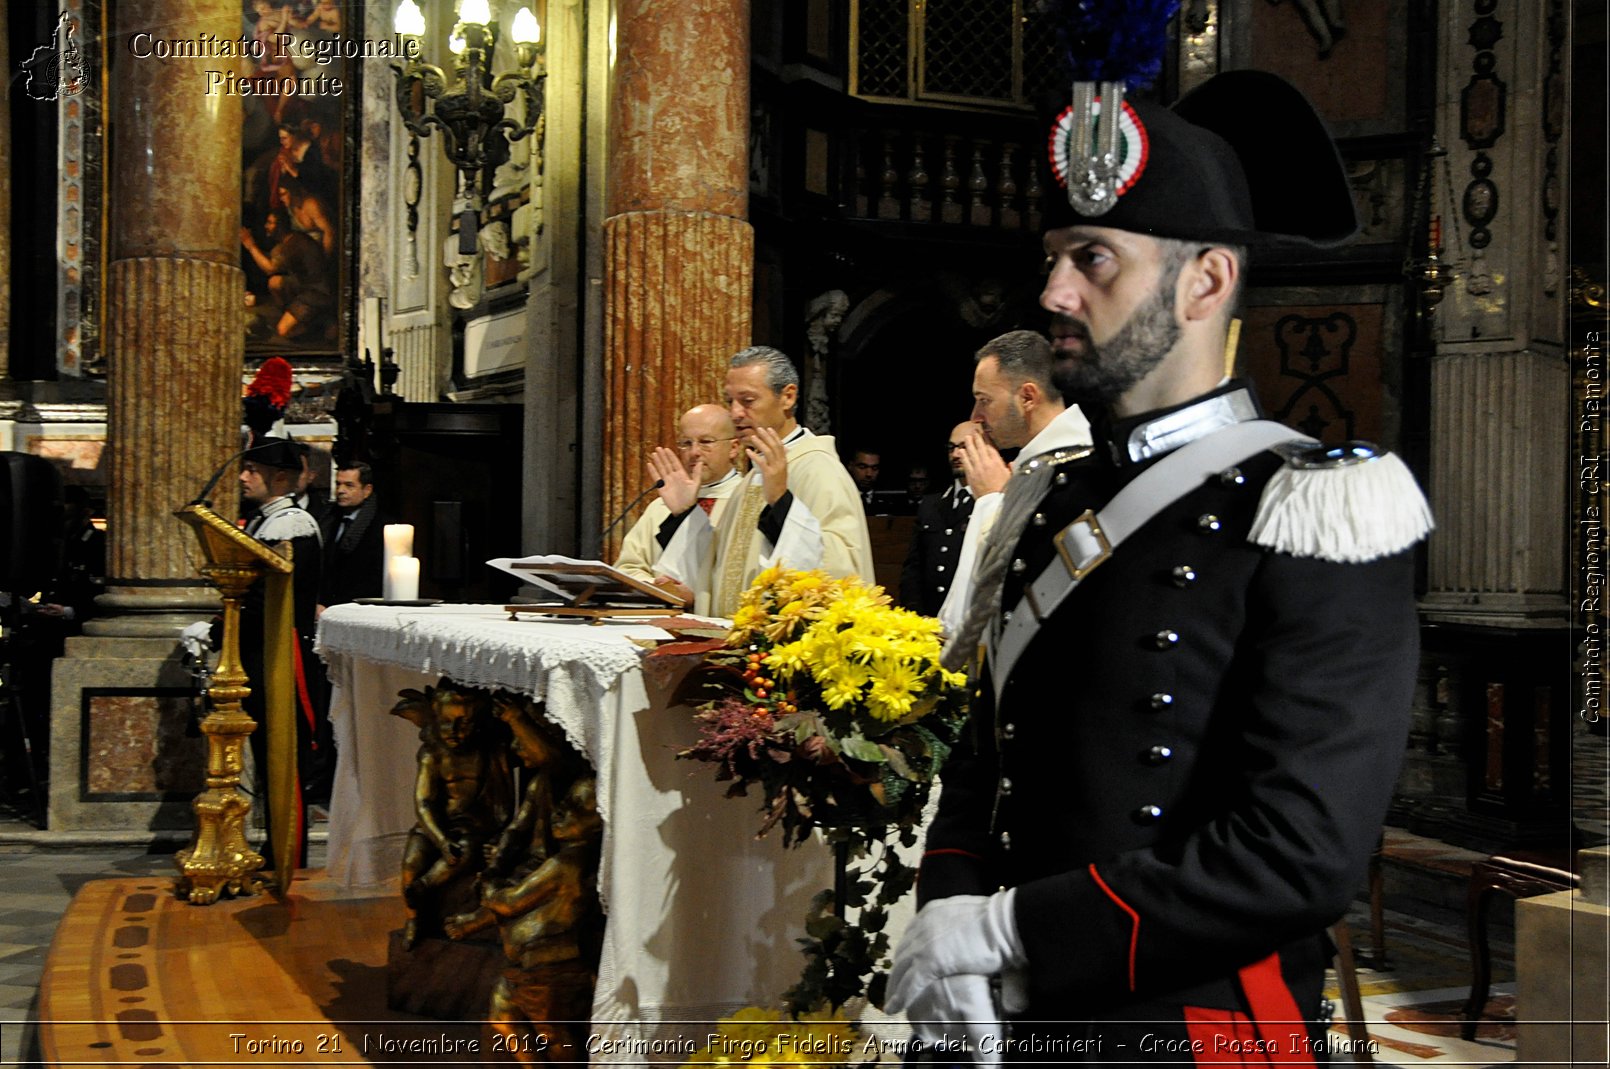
left=180, top=620, right=213, bottom=660
left=887, top=890, right=1027, bottom=1060
left=903, top=973, right=1000, bottom=1062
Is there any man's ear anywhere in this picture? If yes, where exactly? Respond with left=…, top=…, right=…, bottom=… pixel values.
left=1180, top=247, right=1239, bottom=323
left=779, top=382, right=799, bottom=417
left=1017, top=380, right=1041, bottom=413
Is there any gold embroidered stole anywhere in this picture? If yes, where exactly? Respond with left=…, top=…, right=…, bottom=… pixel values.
left=715, top=480, right=769, bottom=617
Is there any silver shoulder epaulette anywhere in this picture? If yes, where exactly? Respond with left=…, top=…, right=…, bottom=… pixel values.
left=256, top=508, right=323, bottom=543
left=1248, top=440, right=1434, bottom=563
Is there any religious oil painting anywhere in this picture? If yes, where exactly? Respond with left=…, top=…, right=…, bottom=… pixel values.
left=237, top=0, right=356, bottom=360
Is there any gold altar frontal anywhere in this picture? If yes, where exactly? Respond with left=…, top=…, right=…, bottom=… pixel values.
left=38, top=870, right=493, bottom=1066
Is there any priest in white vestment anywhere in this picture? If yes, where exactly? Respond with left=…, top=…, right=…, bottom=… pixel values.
left=615, top=404, right=743, bottom=582
left=649, top=346, right=875, bottom=617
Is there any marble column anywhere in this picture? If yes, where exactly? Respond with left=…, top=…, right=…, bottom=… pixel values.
left=601, top=0, right=752, bottom=553
left=91, top=0, right=244, bottom=635
left=50, top=0, right=243, bottom=832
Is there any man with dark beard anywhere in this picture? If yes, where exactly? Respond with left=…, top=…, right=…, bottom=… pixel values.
left=888, top=71, right=1433, bottom=1063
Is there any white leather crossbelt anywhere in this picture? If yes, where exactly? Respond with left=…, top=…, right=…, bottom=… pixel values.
left=988, top=420, right=1310, bottom=700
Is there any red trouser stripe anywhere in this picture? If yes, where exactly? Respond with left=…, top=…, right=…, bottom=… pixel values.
left=1183, top=1006, right=1272, bottom=1064
left=1087, top=863, right=1140, bottom=992
left=1237, top=953, right=1316, bottom=1066
left=291, top=633, right=318, bottom=737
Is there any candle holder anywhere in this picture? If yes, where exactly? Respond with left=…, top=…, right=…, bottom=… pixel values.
left=172, top=504, right=301, bottom=902
left=391, top=0, right=545, bottom=255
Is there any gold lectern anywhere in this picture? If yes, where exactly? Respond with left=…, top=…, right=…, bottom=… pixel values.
left=173, top=503, right=298, bottom=904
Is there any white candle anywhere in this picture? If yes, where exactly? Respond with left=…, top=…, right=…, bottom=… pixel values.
left=387, top=556, right=420, bottom=602
left=384, top=523, right=415, bottom=559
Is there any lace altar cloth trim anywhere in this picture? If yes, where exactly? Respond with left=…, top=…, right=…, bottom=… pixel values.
left=315, top=603, right=666, bottom=703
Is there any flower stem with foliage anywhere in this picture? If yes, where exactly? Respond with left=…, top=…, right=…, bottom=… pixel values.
left=678, top=567, right=970, bottom=1015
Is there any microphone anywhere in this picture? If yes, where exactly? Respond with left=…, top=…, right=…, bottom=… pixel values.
left=190, top=446, right=256, bottom=508
left=598, top=480, right=664, bottom=554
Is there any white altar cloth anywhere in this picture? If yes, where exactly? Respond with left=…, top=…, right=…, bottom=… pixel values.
left=316, top=603, right=831, bottom=1049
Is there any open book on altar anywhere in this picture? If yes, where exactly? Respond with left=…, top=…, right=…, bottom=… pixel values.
left=488, top=554, right=686, bottom=617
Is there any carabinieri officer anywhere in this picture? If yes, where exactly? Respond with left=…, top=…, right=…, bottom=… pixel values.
left=886, top=68, right=1433, bottom=1064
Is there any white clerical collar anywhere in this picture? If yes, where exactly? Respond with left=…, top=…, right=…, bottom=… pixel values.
left=1012, top=404, right=1093, bottom=472
left=781, top=425, right=808, bottom=446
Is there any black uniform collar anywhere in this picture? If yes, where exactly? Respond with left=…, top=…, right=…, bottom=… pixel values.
left=1097, top=380, right=1265, bottom=467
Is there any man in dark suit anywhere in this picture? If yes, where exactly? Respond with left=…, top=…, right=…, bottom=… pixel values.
left=292, top=440, right=333, bottom=528
left=888, top=72, right=1433, bottom=1062
left=317, top=461, right=385, bottom=612
left=899, top=421, right=982, bottom=615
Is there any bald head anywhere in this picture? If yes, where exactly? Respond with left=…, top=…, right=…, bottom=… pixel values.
left=947, top=421, right=982, bottom=476
left=678, top=404, right=740, bottom=481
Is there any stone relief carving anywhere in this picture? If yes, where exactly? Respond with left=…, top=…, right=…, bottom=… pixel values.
left=803, top=289, right=849, bottom=435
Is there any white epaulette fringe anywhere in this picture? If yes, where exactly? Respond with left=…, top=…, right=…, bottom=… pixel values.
left=1249, top=447, right=1434, bottom=563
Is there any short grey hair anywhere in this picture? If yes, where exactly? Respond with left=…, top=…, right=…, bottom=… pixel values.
left=729, top=346, right=799, bottom=395
left=975, top=329, right=1057, bottom=397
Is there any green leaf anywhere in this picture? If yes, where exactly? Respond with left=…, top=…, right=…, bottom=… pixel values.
left=841, top=735, right=886, bottom=763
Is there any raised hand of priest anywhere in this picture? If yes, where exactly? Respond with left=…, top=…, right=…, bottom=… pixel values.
left=648, top=446, right=702, bottom=514
left=748, top=426, right=789, bottom=505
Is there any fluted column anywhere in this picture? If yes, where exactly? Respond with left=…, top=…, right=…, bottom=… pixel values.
left=1422, top=0, right=1568, bottom=627
left=601, top=0, right=751, bottom=553
left=90, top=0, right=244, bottom=635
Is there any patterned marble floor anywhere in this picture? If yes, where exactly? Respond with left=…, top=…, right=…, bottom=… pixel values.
left=0, top=815, right=330, bottom=1069
left=0, top=820, right=1525, bottom=1068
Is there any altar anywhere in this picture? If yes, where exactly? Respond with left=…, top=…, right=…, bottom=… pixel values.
left=315, top=603, right=832, bottom=1051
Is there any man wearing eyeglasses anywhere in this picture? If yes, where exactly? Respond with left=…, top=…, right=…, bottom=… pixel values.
left=650, top=346, right=874, bottom=617
left=900, top=421, right=984, bottom=616
left=615, top=404, right=742, bottom=583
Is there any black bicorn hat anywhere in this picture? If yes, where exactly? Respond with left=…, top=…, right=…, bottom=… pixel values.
left=1043, top=69, right=1359, bottom=250
left=242, top=436, right=303, bottom=472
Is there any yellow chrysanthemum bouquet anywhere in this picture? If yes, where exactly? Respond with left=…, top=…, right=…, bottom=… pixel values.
left=678, top=567, right=971, bottom=1014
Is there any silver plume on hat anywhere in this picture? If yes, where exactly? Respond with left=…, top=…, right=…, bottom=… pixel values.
left=1050, top=0, right=1180, bottom=215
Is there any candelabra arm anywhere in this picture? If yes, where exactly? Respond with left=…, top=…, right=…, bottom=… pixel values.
left=491, top=69, right=546, bottom=142
left=393, top=61, right=457, bottom=151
